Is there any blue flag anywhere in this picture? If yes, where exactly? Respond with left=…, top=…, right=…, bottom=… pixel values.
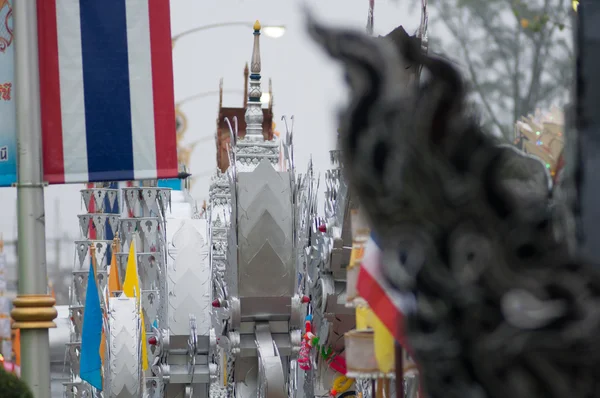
left=80, top=261, right=103, bottom=390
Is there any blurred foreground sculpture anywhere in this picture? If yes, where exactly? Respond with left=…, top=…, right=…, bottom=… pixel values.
left=308, top=14, right=600, bottom=398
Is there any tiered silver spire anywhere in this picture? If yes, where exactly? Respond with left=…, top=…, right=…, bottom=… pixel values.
left=245, top=20, right=263, bottom=139
left=236, top=20, right=280, bottom=172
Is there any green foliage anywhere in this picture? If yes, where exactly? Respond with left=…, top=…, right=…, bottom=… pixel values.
left=0, top=368, right=33, bottom=398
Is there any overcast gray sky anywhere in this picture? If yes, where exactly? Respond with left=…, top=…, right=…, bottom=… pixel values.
left=0, top=0, right=418, bottom=245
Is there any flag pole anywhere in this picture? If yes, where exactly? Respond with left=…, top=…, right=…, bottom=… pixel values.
left=9, top=1, right=56, bottom=397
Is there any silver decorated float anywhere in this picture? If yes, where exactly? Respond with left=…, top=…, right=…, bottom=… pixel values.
left=64, top=180, right=216, bottom=398
left=208, top=20, right=309, bottom=398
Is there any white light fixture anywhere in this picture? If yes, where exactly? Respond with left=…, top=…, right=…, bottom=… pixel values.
left=262, top=25, right=286, bottom=39
left=260, top=92, right=271, bottom=105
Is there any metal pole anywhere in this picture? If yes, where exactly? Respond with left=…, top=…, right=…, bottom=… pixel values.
left=171, top=22, right=286, bottom=47
left=172, top=21, right=255, bottom=43
left=10, top=1, right=56, bottom=397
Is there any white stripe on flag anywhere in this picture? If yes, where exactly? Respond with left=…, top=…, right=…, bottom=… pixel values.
left=361, top=237, right=417, bottom=315
left=57, top=0, right=89, bottom=183
left=125, top=0, right=157, bottom=180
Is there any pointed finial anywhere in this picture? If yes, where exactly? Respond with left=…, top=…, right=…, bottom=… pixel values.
left=219, top=78, right=223, bottom=109
left=250, top=22, right=262, bottom=75
left=245, top=16, right=264, bottom=138
left=366, top=0, right=374, bottom=35
left=269, top=78, right=273, bottom=109
left=243, top=64, right=249, bottom=107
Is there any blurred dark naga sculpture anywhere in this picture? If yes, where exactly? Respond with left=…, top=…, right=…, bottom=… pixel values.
left=307, top=13, right=600, bottom=398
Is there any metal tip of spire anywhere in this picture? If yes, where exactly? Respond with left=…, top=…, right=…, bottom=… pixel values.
left=245, top=19, right=265, bottom=138
left=366, top=0, right=374, bottom=35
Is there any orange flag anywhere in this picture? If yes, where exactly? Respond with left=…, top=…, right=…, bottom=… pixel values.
left=99, top=331, right=106, bottom=365
left=108, top=244, right=121, bottom=296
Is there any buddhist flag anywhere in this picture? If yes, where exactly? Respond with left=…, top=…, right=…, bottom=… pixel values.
left=80, top=259, right=103, bottom=390
left=357, top=234, right=416, bottom=346
left=122, top=239, right=148, bottom=370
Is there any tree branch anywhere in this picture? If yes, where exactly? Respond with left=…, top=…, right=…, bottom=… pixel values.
left=522, top=0, right=553, bottom=113
left=442, top=13, right=509, bottom=137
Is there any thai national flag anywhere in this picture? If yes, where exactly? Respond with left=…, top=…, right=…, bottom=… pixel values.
left=37, top=0, right=178, bottom=184
left=357, top=234, right=417, bottom=347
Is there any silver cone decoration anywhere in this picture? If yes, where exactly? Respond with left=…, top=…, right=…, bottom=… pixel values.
left=92, top=214, right=107, bottom=240
left=93, top=189, right=108, bottom=213
left=69, top=184, right=126, bottom=394
left=120, top=219, right=137, bottom=249
left=72, top=270, right=88, bottom=306
left=66, top=342, right=82, bottom=375
left=139, top=218, right=159, bottom=249
left=158, top=189, right=171, bottom=217
left=142, top=188, right=160, bottom=215
left=108, top=214, right=120, bottom=236
left=75, top=241, right=89, bottom=269
left=137, top=253, right=160, bottom=289
left=116, top=253, right=129, bottom=281
left=81, top=189, right=94, bottom=212
left=96, top=271, right=108, bottom=296
left=123, top=187, right=140, bottom=216
left=142, top=292, right=159, bottom=331
left=107, top=189, right=118, bottom=211
left=92, top=241, right=109, bottom=269
left=64, top=382, right=92, bottom=398
left=78, top=215, right=91, bottom=238
left=70, top=306, right=84, bottom=337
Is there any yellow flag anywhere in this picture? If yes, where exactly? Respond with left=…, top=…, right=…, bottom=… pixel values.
left=372, top=313, right=395, bottom=373
left=122, top=240, right=148, bottom=371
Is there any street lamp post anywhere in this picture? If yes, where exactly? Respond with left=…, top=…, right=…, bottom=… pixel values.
left=172, top=21, right=286, bottom=48
left=11, top=1, right=56, bottom=396
left=177, top=89, right=270, bottom=107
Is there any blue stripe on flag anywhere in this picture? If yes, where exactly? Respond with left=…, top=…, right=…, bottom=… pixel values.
left=105, top=182, right=119, bottom=259
left=79, top=0, right=134, bottom=181
left=370, top=232, right=381, bottom=249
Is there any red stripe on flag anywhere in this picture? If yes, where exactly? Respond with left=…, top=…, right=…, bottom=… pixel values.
left=87, top=183, right=96, bottom=239
left=126, top=181, right=134, bottom=217
left=148, top=0, right=178, bottom=179
left=37, top=0, right=65, bottom=184
left=356, top=265, right=407, bottom=347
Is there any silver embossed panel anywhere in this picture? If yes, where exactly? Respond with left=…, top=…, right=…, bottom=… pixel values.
left=236, top=159, right=294, bottom=298
left=166, top=218, right=212, bottom=337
